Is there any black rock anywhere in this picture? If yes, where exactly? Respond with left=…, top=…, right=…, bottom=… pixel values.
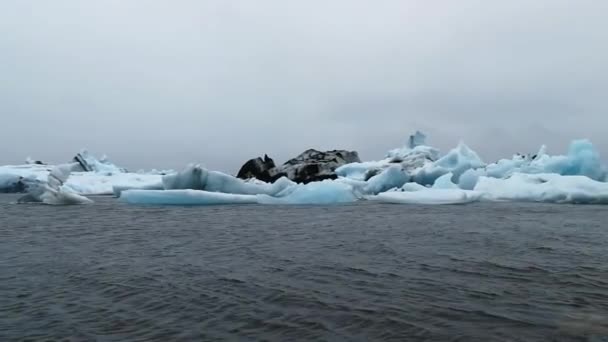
left=73, top=153, right=93, bottom=172
left=236, top=154, right=280, bottom=183
left=237, top=149, right=360, bottom=184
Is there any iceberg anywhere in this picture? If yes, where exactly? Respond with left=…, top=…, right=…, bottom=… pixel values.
left=160, top=164, right=295, bottom=195
left=413, top=142, right=485, bottom=186
left=488, top=140, right=605, bottom=181
left=474, top=173, right=608, bottom=204
left=19, top=164, right=93, bottom=205
left=121, top=179, right=359, bottom=206
left=115, top=132, right=608, bottom=206
left=370, top=188, right=482, bottom=205
left=162, top=164, right=207, bottom=190
left=258, top=180, right=359, bottom=205
left=64, top=172, right=162, bottom=196
left=362, top=165, right=410, bottom=194
left=2, top=132, right=607, bottom=206
left=73, top=150, right=126, bottom=173
left=120, top=189, right=257, bottom=206
left=237, top=149, right=360, bottom=184
left=0, top=174, right=25, bottom=193
left=112, top=183, right=164, bottom=197
left=432, top=172, right=460, bottom=189
left=0, top=150, right=163, bottom=196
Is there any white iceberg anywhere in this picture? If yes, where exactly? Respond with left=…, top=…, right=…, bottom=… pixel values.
left=370, top=188, right=483, bottom=205
left=3, top=133, right=608, bottom=206
left=121, top=179, right=359, bottom=206
left=257, top=180, right=359, bottom=205
left=19, top=164, right=93, bottom=205
left=475, top=173, right=608, bottom=204
left=120, top=189, right=257, bottom=206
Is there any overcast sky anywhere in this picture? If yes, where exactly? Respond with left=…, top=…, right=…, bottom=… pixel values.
left=1, top=0, right=607, bottom=173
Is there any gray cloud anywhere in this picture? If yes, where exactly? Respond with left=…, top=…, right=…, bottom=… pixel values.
left=1, top=0, right=606, bottom=173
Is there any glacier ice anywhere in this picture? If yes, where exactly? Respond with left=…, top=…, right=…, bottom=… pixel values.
left=362, top=165, right=410, bottom=194
left=120, top=189, right=258, bottom=206
left=370, top=189, right=482, bottom=205
left=481, top=140, right=606, bottom=182
left=474, top=173, right=608, bottom=204
left=161, top=164, right=295, bottom=195
left=2, top=133, right=608, bottom=206
left=413, top=142, right=485, bottom=186
left=258, top=180, right=359, bottom=205
left=162, top=164, right=207, bottom=190
left=74, top=150, right=126, bottom=174
left=19, top=164, right=93, bottom=205
left=121, top=181, right=359, bottom=206
left=65, top=172, right=162, bottom=195
left=431, top=172, right=460, bottom=189
left=0, top=173, right=25, bottom=193
left=112, top=183, right=164, bottom=197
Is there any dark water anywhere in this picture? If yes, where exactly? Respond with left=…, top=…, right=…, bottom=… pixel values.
left=1, top=195, right=607, bottom=341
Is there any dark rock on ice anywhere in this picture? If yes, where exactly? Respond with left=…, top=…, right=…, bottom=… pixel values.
left=73, top=153, right=93, bottom=172
left=237, top=149, right=361, bottom=184
left=236, top=154, right=279, bottom=183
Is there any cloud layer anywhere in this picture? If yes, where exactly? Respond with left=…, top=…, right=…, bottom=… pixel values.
left=1, top=0, right=606, bottom=172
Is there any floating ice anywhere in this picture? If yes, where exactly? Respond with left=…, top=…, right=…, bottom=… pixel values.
left=122, top=179, right=359, bottom=206
left=19, top=164, right=93, bottom=205
left=160, top=164, right=295, bottom=195
left=75, top=150, right=126, bottom=174
left=432, top=172, right=460, bottom=189
left=0, top=174, right=24, bottom=193
left=414, top=142, right=485, bottom=186
left=162, top=164, right=207, bottom=190
left=112, top=183, right=164, bottom=197
left=2, top=132, right=607, bottom=206
left=370, top=189, right=482, bottom=205
left=120, top=189, right=257, bottom=206
left=336, top=132, right=439, bottom=182
left=475, top=173, right=608, bottom=204
left=65, top=173, right=162, bottom=195
left=362, top=165, right=409, bottom=194
left=484, top=140, right=606, bottom=181
left=258, top=180, right=359, bottom=205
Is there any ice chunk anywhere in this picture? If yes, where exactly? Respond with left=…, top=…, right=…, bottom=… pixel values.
left=363, top=165, right=409, bottom=194
left=387, top=132, right=440, bottom=163
left=408, top=130, right=427, bottom=149
left=120, top=189, right=258, bottom=205
left=122, top=180, right=358, bottom=205
left=19, top=164, right=93, bottom=205
left=432, top=172, right=460, bottom=189
left=112, top=183, right=164, bottom=197
left=539, top=140, right=605, bottom=180
left=205, top=171, right=294, bottom=195
left=162, top=164, right=207, bottom=190
left=258, top=180, right=358, bottom=205
left=370, top=189, right=482, bottom=205
left=475, top=173, right=608, bottom=204
left=399, top=182, right=429, bottom=192
left=335, top=161, right=389, bottom=181
left=162, top=164, right=295, bottom=195
left=74, top=150, right=126, bottom=174
left=458, top=168, right=486, bottom=190
left=337, top=131, right=439, bottom=182
left=414, top=142, right=485, bottom=185
left=64, top=172, right=163, bottom=195
left=484, top=140, right=606, bottom=181
left=0, top=174, right=25, bottom=193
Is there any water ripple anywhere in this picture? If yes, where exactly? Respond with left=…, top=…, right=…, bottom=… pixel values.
left=0, top=195, right=607, bottom=341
